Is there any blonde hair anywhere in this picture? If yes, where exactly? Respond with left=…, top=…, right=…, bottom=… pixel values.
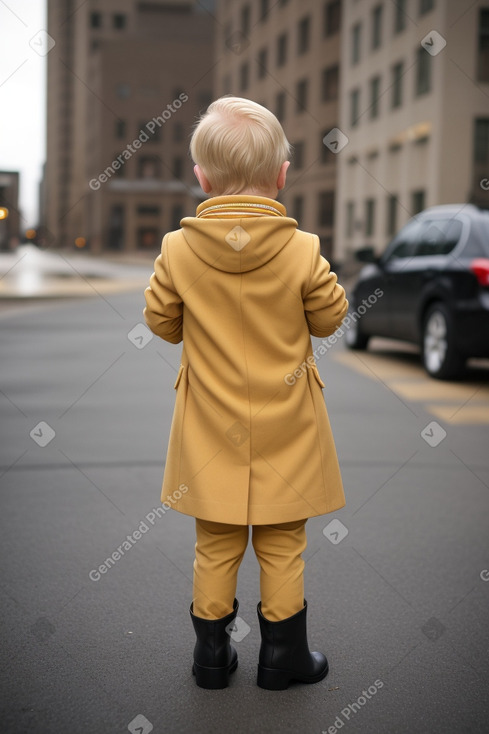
left=190, top=96, right=291, bottom=194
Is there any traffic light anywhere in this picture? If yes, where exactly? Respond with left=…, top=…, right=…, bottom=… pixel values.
left=0, top=207, right=9, bottom=220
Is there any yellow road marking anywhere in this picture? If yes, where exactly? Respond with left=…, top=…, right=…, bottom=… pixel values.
left=427, top=405, right=489, bottom=425
left=333, top=351, right=421, bottom=380
left=332, top=350, right=489, bottom=426
left=389, top=380, right=489, bottom=403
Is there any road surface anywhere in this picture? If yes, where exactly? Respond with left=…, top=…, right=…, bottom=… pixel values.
left=1, top=290, right=488, bottom=733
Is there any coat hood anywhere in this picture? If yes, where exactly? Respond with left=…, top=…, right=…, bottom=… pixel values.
left=180, top=195, right=298, bottom=273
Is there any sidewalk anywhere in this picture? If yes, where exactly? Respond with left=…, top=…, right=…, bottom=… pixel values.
left=0, top=245, right=153, bottom=307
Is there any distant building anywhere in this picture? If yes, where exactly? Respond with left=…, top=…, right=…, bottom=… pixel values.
left=336, top=0, right=489, bottom=259
left=44, top=0, right=215, bottom=252
left=0, top=171, right=20, bottom=250
left=214, top=0, right=342, bottom=263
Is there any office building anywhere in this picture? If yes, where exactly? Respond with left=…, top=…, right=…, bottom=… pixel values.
left=44, top=0, right=215, bottom=251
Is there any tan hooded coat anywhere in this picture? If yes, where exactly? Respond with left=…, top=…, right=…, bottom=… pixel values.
left=144, top=195, right=348, bottom=525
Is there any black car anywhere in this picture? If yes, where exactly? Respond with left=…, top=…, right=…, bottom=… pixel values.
left=345, top=204, right=489, bottom=379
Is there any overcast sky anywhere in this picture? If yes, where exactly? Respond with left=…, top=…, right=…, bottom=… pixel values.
left=0, top=0, right=46, bottom=229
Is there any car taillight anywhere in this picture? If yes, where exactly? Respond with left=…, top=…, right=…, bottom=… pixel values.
left=470, top=258, right=489, bottom=287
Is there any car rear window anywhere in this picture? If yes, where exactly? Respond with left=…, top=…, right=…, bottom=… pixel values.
left=415, top=218, right=462, bottom=256
left=463, top=216, right=489, bottom=258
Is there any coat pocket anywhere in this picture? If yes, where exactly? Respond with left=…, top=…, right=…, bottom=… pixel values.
left=312, top=365, right=325, bottom=389
left=173, top=364, right=184, bottom=389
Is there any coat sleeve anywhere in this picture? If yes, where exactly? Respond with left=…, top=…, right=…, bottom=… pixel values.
left=303, top=236, right=348, bottom=338
left=143, top=234, right=183, bottom=344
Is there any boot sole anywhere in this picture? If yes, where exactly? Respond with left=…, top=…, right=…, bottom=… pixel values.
left=192, top=659, right=238, bottom=689
left=257, top=661, right=329, bottom=691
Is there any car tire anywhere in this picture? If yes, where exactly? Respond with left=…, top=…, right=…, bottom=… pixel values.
left=345, top=305, right=370, bottom=350
left=422, top=302, right=465, bottom=380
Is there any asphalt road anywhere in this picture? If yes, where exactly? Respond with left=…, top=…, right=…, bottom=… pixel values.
left=1, top=290, right=488, bottom=734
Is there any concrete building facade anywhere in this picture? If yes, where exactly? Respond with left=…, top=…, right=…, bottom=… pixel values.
left=336, top=0, right=489, bottom=259
left=44, top=0, right=215, bottom=252
left=215, top=0, right=343, bottom=262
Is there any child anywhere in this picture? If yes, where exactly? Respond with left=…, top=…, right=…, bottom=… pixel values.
left=144, top=96, right=348, bottom=691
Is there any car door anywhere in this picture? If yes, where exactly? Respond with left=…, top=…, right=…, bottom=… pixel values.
left=374, top=218, right=425, bottom=339
left=387, top=217, right=463, bottom=342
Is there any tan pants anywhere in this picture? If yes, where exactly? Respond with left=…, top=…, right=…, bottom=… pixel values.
left=193, top=518, right=307, bottom=621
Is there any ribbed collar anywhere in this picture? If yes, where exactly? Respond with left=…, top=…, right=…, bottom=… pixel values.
left=196, top=195, right=287, bottom=219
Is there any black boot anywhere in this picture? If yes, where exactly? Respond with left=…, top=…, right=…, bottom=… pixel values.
left=256, top=600, right=329, bottom=690
left=190, top=598, right=239, bottom=689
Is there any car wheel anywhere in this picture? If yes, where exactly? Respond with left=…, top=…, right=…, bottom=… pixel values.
left=345, top=306, right=370, bottom=350
left=422, top=303, right=465, bottom=379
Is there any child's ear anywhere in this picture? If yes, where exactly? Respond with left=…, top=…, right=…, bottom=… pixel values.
left=277, top=161, right=290, bottom=191
left=194, top=165, right=213, bottom=194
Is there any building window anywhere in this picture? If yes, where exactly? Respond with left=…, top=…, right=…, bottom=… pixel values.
left=394, top=0, right=407, bottom=33
left=116, top=83, right=131, bottom=99
left=139, top=120, right=161, bottom=142
left=257, top=48, right=267, bottom=79
left=296, top=79, right=308, bottom=112
left=298, top=16, right=311, bottom=54
left=173, top=157, right=184, bottom=179
left=350, top=88, right=360, bottom=127
left=412, top=190, right=425, bottom=214
left=198, top=91, right=212, bottom=113
left=90, top=12, right=102, bottom=28
left=346, top=202, right=355, bottom=238
left=322, top=65, right=339, bottom=101
left=474, top=119, right=489, bottom=164
left=320, top=237, right=333, bottom=260
left=292, top=196, right=304, bottom=223
left=351, top=22, right=362, bottom=65
left=108, top=205, right=124, bottom=250
left=324, top=0, right=341, bottom=36
left=369, top=76, right=381, bottom=119
left=173, top=123, right=185, bottom=142
left=241, top=4, right=251, bottom=35
left=115, top=119, right=126, bottom=139
left=277, top=33, right=288, bottom=66
left=240, top=62, right=249, bottom=91
left=138, top=157, right=160, bottom=179
left=318, top=191, right=335, bottom=228
left=171, top=204, right=184, bottom=231
left=137, top=228, right=159, bottom=250
left=113, top=13, right=126, bottom=29
left=276, top=91, right=286, bottom=121
left=137, top=205, right=161, bottom=217
left=365, top=199, right=375, bottom=236
left=292, top=141, right=305, bottom=169
left=260, top=0, right=269, bottom=22
left=372, top=5, right=383, bottom=50
left=415, top=47, right=432, bottom=95
left=478, top=9, right=489, bottom=83
left=391, top=61, right=404, bottom=108
left=320, top=130, right=335, bottom=164
left=386, top=195, right=398, bottom=237
left=419, top=0, right=434, bottom=14
left=113, top=154, right=125, bottom=177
